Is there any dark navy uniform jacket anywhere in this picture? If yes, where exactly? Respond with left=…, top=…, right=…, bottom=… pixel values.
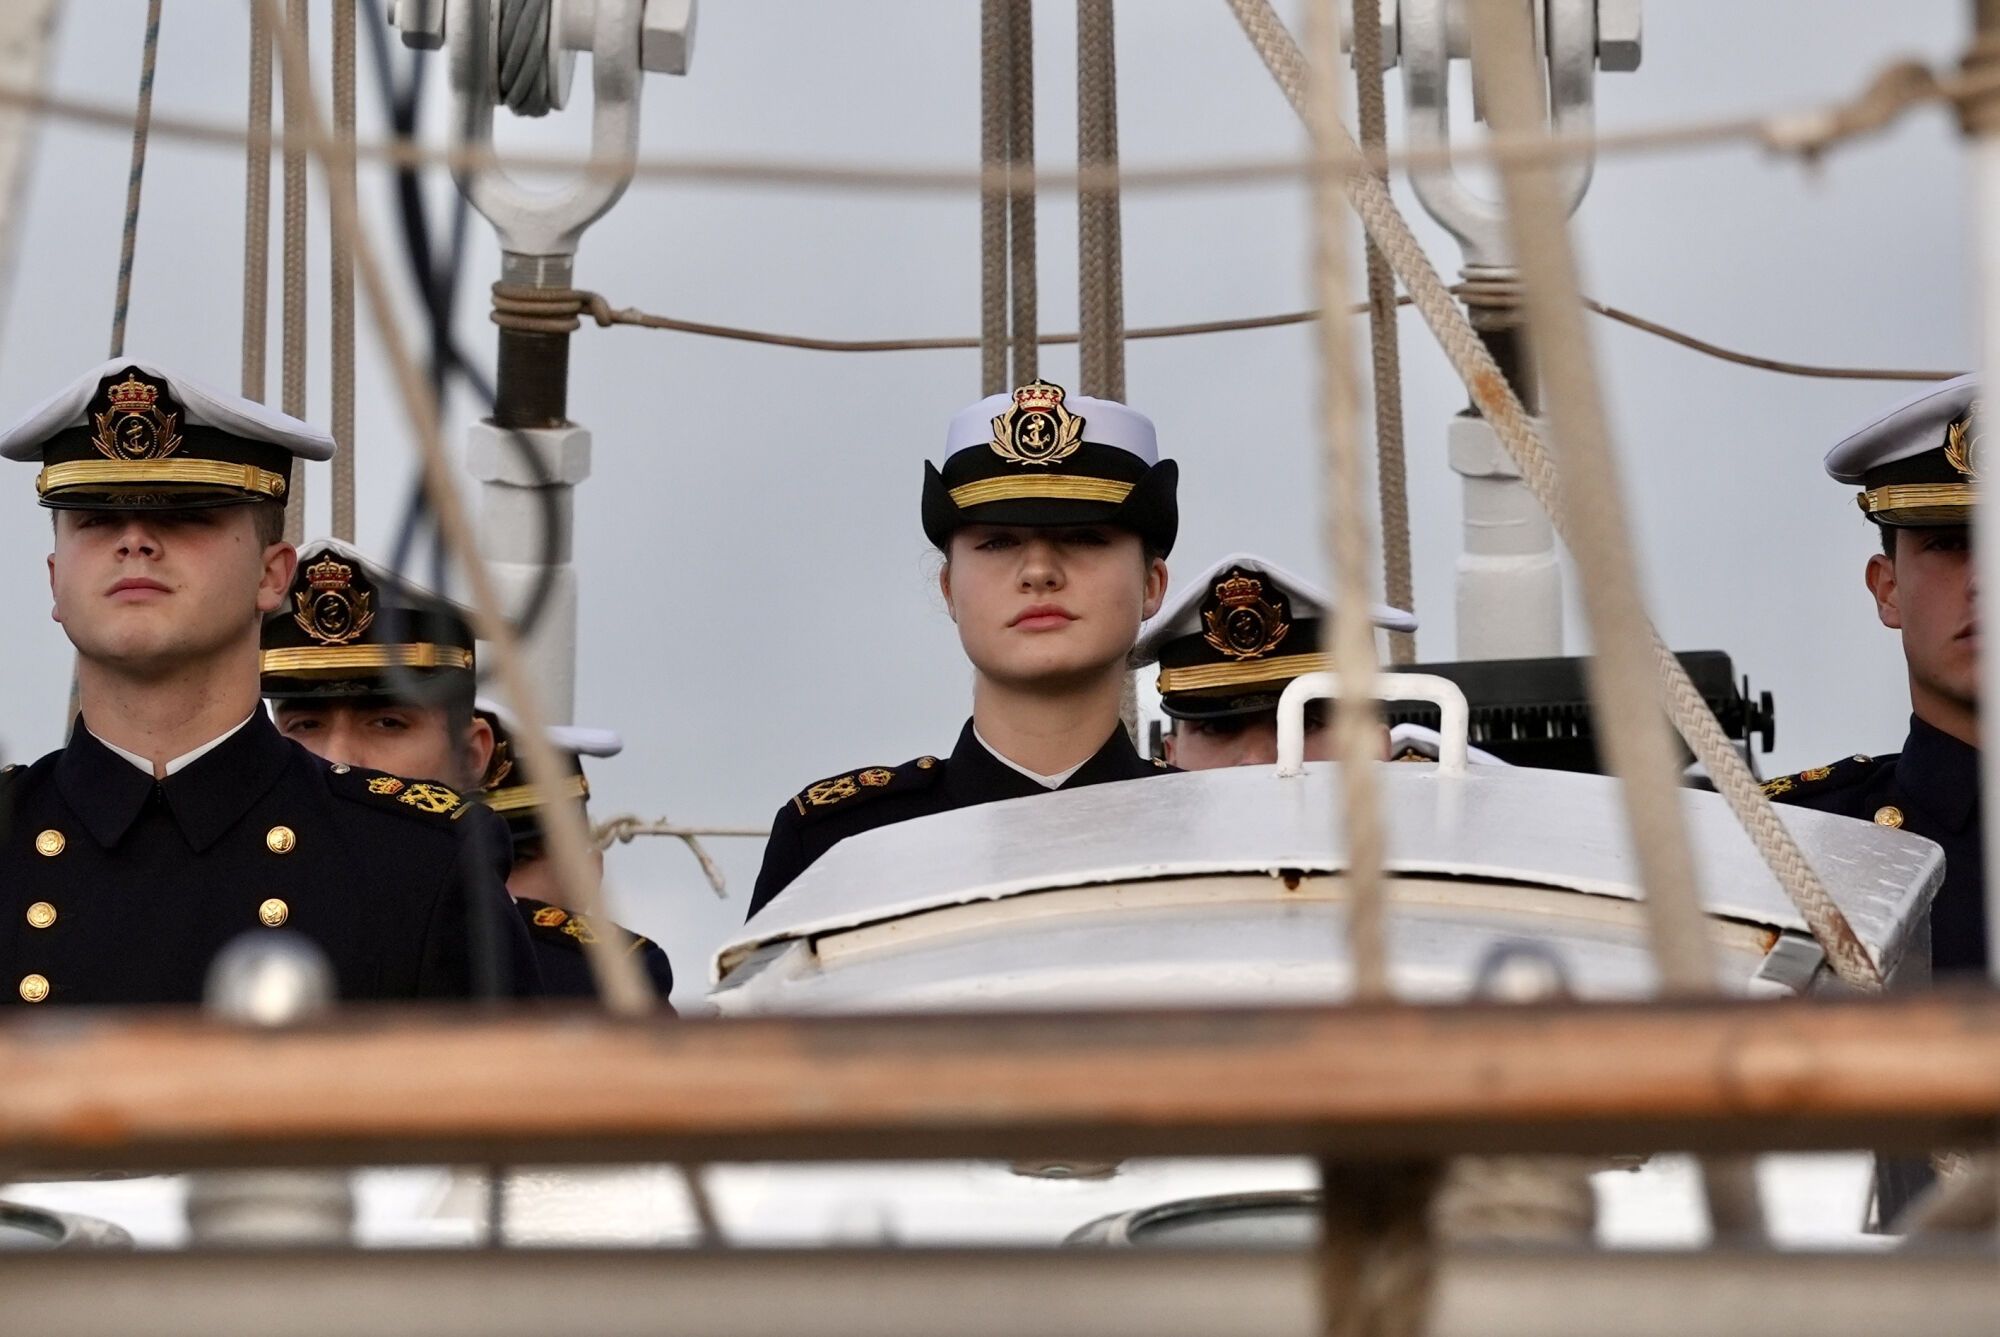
left=0, top=712, right=540, bottom=1006
left=1764, top=715, right=1984, bottom=976
left=515, top=897, right=676, bottom=1000
left=1765, top=715, right=1980, bottom=1228
left=748, top=719, right=1175, bottom=919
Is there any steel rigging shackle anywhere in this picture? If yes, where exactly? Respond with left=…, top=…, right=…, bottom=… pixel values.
left=388, top=0, right=696, bottom=256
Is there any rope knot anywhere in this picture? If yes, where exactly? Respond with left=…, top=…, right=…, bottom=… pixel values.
left=489, top=282, right=588, bottom=334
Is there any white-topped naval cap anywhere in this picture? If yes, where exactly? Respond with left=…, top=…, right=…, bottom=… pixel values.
left=939, top=387, right=1158, bottom=466
left=0, top=357, right=335, bottom=461
left=1823, top=373, right=1976, bottom=483
left=474, top=696, right=624, bottom=759
left=298, top=535, right=463, bottom=609
left=1134, top=552, right=1417, bottom=666
left=1388, top=723, right=1509, bottom=768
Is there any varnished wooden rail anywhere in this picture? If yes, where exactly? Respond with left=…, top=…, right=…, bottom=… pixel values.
left=1, top=992, right=1997, bottom=1172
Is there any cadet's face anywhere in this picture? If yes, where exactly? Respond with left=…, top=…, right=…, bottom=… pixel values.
left=1164, top=704, right=1388, bottom=769
left=941, top=525, right=1168, bottom=688
left=48, top=507, right=292, bottom=677
left=1869, top=526, right=1979, bottom=724
left=275, top=700, right=492, bottom=790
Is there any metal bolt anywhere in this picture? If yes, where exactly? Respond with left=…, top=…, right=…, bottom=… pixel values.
left=1598, top=0, right=1643, bottom=73
left=641, top=0, right=698, bottom=76
left=387, top=0, right=447, bottom=51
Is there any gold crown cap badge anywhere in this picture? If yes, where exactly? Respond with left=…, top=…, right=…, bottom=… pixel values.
left=989, top=379, right=1086, bottom=467
left=292, top=553, right=375, bottom=646
left=90, top=373, right=184, bottom=463
left=1200, top=570, right=1293, bottom=662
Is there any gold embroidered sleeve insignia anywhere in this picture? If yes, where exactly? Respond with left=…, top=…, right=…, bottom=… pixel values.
left=1760, top=775, right=1796, bottom=797
left=1799, top=766, right=1833, bottom=782
left=531, top=905, right=568, bottom=928
left=858, top=768, right=895, bottom=788
left=561, top=916, right=600, bottom=946
left=367, top=776, right=405, bottom=796
left=805, top=776, right=860, bottom=807
left=397, top=781, right=462, bottom=814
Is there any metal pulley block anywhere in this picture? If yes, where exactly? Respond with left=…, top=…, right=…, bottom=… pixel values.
left=389, top=0, right=696, bottom=111
left=385, top=0, right=690, bottom=254
left=1340, top=0, right=1641, bottom=268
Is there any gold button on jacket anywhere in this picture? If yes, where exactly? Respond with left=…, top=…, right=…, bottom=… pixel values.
left=1874, top=805, right=1905, bottom=829
left=34, top=829, right=64, bottom=857
left=258, top=897, right=290, bottom=928
left=25, top=901, right=56, bottom=929
left=266, top=825, right=297, bottom=854
left=18, top=974, right=50, bottom=1003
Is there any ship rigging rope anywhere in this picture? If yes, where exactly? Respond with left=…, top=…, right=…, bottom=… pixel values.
left=242, top=3, right=273, bottom=402
left=332, top=0, right=358, bottom=542
left=979, top=0, right=1009, bottom=393
left=279, top=0, right=310, bottom=544
left=1468, top=0, right=1764, bottom=1240
left=7, top=45, right=1998, bottom=189
left=497, top=0, right=556, bottom=118
left=1077, top=0, right=1125, bottom=403
left=486, top=281, right=1960, bottom=383
left=1225, top=0, right=1882, bottom=992
left=1350, top=0, right=1415, bottom=666
left=107, top=0, right=163, bottom=360
left=255, top=0, right=657, bottom=1017
left=1304, top=2, right=1392, bottom=1010
left=1007, top=0, right=1039, bottom=384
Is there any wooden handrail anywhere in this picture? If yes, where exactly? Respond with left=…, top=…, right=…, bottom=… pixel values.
left=2, top=992, right=1998, bottom=1172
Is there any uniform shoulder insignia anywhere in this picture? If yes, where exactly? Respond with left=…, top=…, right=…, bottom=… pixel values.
left=328, top=764, right=471, bottom=821
left=518, top=899, right=658, bottom=954
left=1761, top=755, right=1874, bottom=801
left=790, top=757, right=943, bottom=820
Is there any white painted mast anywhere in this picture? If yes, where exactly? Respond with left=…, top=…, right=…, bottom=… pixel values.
left=1343, top=0, right=1641, bottom=660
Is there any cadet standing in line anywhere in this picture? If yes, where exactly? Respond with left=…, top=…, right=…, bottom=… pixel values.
left=0, top=360, right=536, bottom=1005
left=1134, top=552, right=1415, bottom=769
left=474, top=701, right=676, bottom=997
left=1763, top=376, right=1985, bottom=977
left=263, top=537, right=672, bottom=997
left=748, top=379, right=1181, bottom=918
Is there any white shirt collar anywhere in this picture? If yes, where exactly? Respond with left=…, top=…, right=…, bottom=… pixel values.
left=973, top=725, right=1086, bottom=790
left=94, top=711, right=258, bottom=779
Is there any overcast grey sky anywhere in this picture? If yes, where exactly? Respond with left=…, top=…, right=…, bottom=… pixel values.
left=0, top=2, right=1974, bottom=1000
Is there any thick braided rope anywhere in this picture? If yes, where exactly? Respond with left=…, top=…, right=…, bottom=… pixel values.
left=1077, top=0, right=1125, bottom=402
left=1224, top=0, right=1881, bottom=990
left=109, top=0, right=163, bottom=360
left=1005, top=0, right=1039, bottom=384
left=1471, top=0, right=1766, bottom=1239
left=979, top=0, right=1010, bottom=394
left=279, top=0, right=310, bottom=543
left=1350, top=0, right=1415, bottom=665
left=331, top=0, right=357, bottom=542
left=1304, top=0, right=1392, bottom=1005
left=241, top=3, right=272, bottom=403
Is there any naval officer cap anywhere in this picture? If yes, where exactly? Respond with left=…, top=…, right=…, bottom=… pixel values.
left=1824, top=374, right=1979, bottom=527
left=0, top=358, right=333, bottom=509
left=261, top=537, right=477, bottom=702
left=922, top=378, right=1180, bottom=553
left=474, top=697, right=622, bottom=854
left=1134, top=553, right=1417, bottom=721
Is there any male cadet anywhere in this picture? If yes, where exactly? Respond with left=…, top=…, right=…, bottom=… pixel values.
left=1763, top=376, right=1985, bottom=977
left=262, top=537, right=669, bottom=997
left=1133, top=553, right=1416, bottom=769
left=0, top=360, right=534, bottom=1005
left=475, top=702, right=675, bottom=997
